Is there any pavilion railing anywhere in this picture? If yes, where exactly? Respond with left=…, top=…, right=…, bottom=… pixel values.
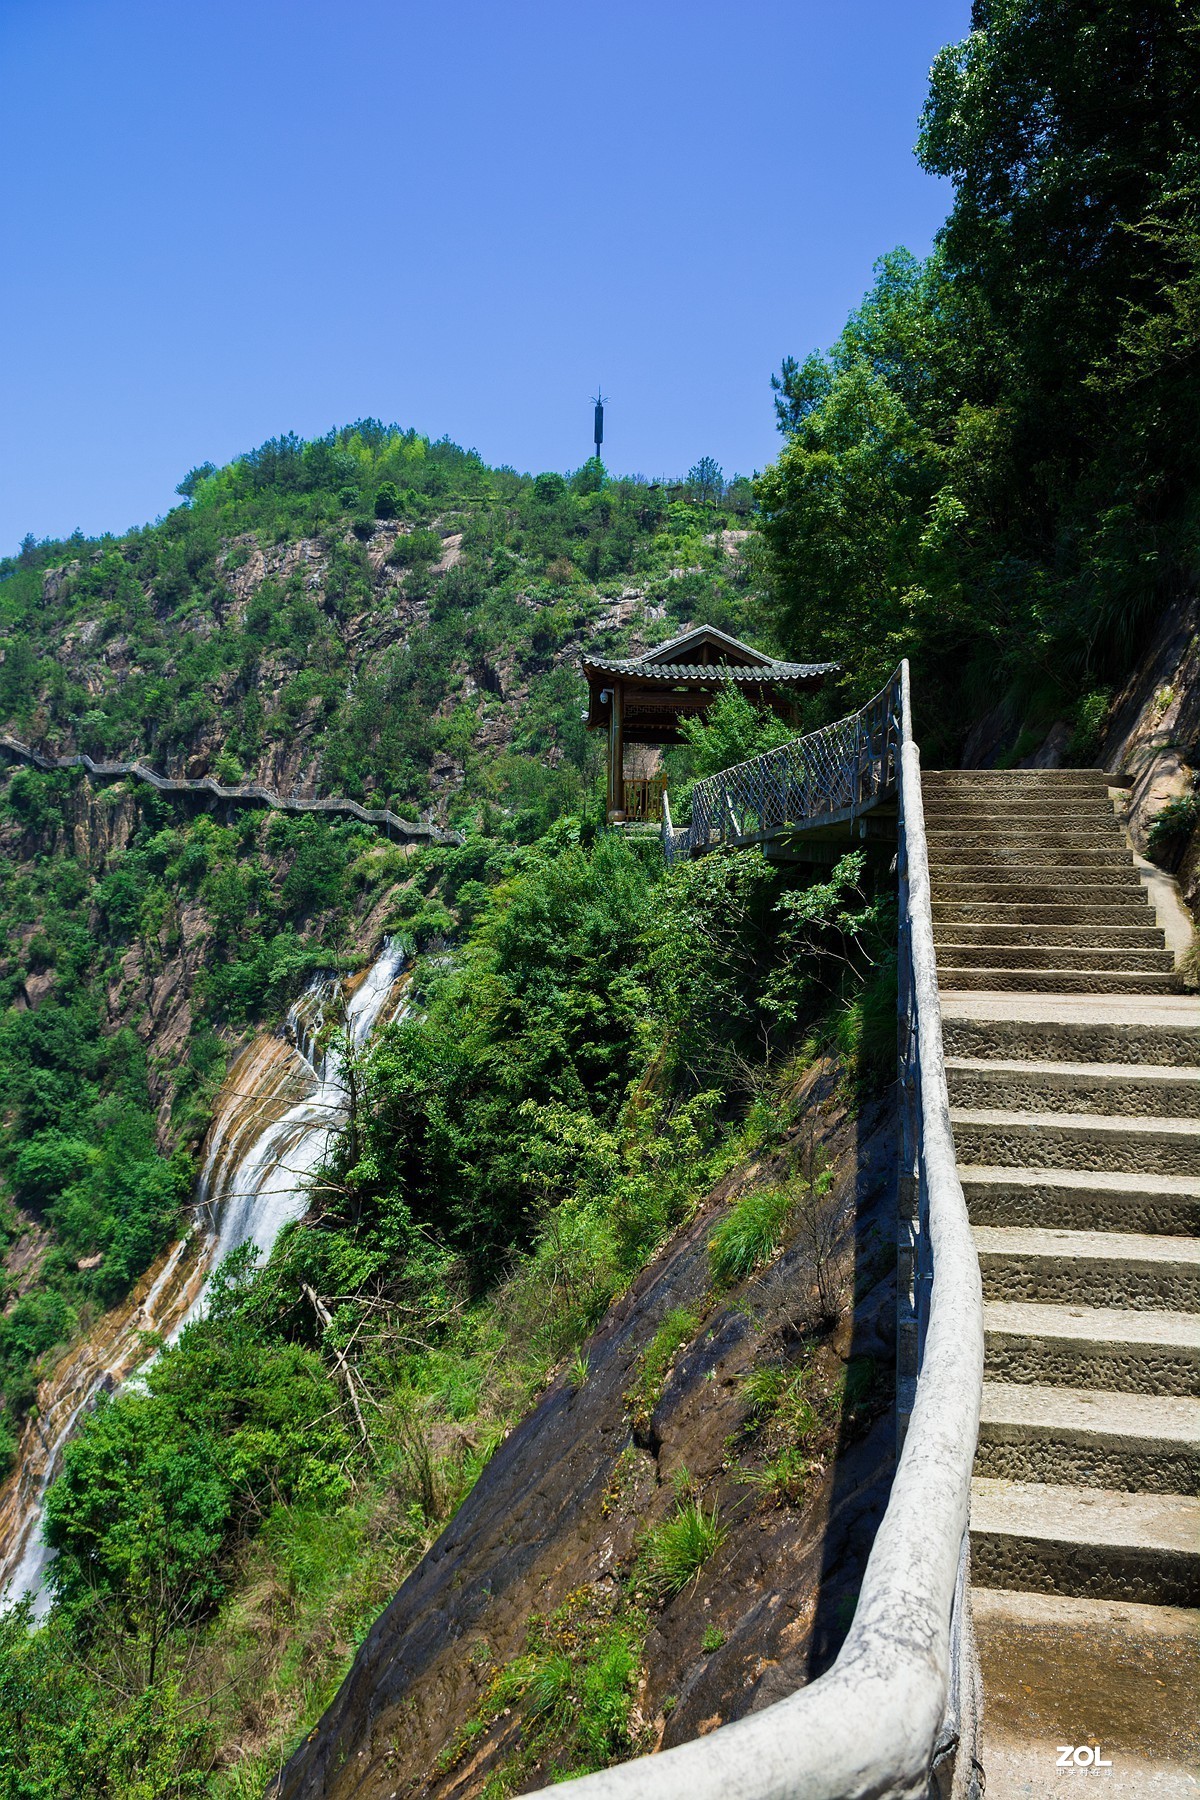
left=623, top=774, right=667, bottom=823
left=540, top=662, right=984, bottom=1800
left=680, top=667, right=903, bottom=857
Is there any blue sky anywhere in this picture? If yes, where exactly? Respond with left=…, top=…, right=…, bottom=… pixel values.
left=0, top=0, right=969, bottom=551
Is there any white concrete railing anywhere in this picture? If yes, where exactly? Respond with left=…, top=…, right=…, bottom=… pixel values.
left=532, top=660, right=984, bottom=1800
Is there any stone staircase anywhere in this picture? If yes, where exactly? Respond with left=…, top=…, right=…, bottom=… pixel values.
left=923, top=769, right=1200, bottom=1792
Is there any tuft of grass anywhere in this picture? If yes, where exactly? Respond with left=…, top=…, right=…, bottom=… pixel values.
left=736, top=1349, right=887, bottom=1507
left=636, top=1499, right=725, bottom=1603
left=708, top=1186, right=793, bottom=1286
left=701, top=1624, right=725, bottom=1652
left=568, top=1348, right=591, bottom=1391
left=624, top=1306, right=700, bottom=1431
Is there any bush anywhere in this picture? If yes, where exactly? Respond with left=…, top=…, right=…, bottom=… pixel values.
left=1147, top=793, right=1200, bottom=868
left=374, top=480, right=400, bottom=519
left=1068, top=688, right=1113, bottom=763
left=387, top=527, right=443, bottom=568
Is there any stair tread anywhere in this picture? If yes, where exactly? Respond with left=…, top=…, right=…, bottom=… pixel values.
left=984, top=1299, right=1200, bottom=1348
left=961, top=1164, right=1200, bottom=1197
left=970, top=1477, right=1200, bottom=1555
left=952, top=1106, right=1200, bottom=1136
left=973, top=1224, right=1200, bottom=1265
left=980, top=1381, right=1200, bottom=1443
left=948, top=1056, right=1200, bottom=1083
left=941, top=992, right=1200, bottom=1024
left=970, top=1585, right=1200, bottom=1635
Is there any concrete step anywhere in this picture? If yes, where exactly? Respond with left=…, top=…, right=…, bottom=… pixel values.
left=931, top=863, right=1147, bottom=891
left=937, top=922, right=1165, bottom=949
left=952, top=1108, right=1200, bottom=1176
left=972, top=1223, right=1200, bottom=1311
left=961, top=1166, right=1200, bottom=1236
left=923, top=770, right=1111, bottom=788
left=939, top=967, right=1181, bottom=994
left=983, top=1299, right=1200, bottom=1394
left=933, top=899, right=1155, bottom=926
left=970, top=1477, right=1200, bottom=1605
left=932, top=876, right=1149, bottom=905
left=923, top=793, right=1118, bottom=813
left=972, top=1590, right=1200, bottom=1795
left=929, top=845, right=1132, bottom=868
left=947, top=1056, right=1200, bottom=1116
left=937, top=943, right=1175, bottom=972
left=976, top=1381, right=1200, bottom=1492
left=926, top=825, right=1128, bottom=850
left=941, top=999, right=1200, bottom=1068
left=933, top=889, right=1151, bottom=915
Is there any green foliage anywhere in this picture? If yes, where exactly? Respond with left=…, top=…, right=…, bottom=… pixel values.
left=736, top=1343, right=886, bottom=1505
left=44, top=1257, right=349, bottom=1642
left=669, top=684, right=799, bottom=816
left=1147, top=793, right=1200, bottom=866
left=1068, top=689, right=1113, bottom=763
left=624, top=1306, right=700, bottom=1433
left=386, top=527, right=442, bottom=567
left=439, top=1587, right=648, bottom=1789
left=708, top=1186, right=794, bottom=1287
left=761, top=0, right=1200, bottom=749
left=635, top=1498, right=724, bottom=1602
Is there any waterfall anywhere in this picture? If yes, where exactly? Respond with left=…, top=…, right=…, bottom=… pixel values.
left=0, top=940, right=410, bottom=1617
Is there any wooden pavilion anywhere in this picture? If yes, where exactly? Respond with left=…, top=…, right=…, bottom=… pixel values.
left=580, top=625, right=836, bottom=822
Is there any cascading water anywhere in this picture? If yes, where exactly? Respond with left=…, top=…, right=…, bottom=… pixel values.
left=0, top=940, right=410, bottom=1616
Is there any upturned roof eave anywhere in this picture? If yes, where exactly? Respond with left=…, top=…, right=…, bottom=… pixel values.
left=580, top=656, right=838, bottom=684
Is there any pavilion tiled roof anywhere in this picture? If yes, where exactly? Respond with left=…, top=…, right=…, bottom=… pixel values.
left=580, top=653, right=836, bottom=683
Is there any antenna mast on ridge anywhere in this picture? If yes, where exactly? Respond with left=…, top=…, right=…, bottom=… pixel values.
left=592, top=388, right=605, bottom=467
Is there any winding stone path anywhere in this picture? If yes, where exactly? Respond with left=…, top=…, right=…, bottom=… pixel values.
left=926, top=769, right=1200, bottom=1795
left=0, top=732, right=460, bottom=845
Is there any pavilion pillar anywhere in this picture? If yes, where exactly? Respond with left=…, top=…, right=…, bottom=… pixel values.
left=607, top=682, right=626, bottom=820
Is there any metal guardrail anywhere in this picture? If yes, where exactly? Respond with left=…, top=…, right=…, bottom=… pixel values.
left=0, top=734, right=460, bottom=846
left=543, top=662, right=985, bottom=1800
left=675, top=668, right=903, bottom=860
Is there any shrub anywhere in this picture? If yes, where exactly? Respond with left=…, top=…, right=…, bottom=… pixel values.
left=708, top=1185, right=793, bottom=1286
left=387, top=527, right=443, bottom=568
left=374, top=480, right=400, bottom=519
left=1068, top=688, right=1113, bottom=762
left=1147, top=793, right=1199, bottom=868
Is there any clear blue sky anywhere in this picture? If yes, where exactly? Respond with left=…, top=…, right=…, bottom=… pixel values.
left=0, top=0, right=970, bottom=551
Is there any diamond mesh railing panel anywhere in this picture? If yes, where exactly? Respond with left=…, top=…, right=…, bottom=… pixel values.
left=684, top=667, right=903, bottom=856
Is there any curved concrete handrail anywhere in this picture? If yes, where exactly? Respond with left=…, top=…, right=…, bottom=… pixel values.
left=0, top=733, right=460, bottom=846
left=526, top=662, right=984, bottom=1800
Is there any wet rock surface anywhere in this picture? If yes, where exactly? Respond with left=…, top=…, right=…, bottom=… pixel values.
left=272, top=1075, right=898, bottom=1800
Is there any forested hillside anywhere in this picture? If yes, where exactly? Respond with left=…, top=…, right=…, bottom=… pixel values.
left=0, top=2, right=1197, bottom=1796
left=1, top=439, right=756, bottom=833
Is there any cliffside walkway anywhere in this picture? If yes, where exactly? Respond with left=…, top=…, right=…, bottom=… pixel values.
left=0, top=732, right=460, bottom=846
left=541, top=674, right=1198, bottom=1798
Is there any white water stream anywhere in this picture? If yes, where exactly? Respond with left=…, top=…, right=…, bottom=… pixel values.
left=0, top=941, right=409, bottom=1616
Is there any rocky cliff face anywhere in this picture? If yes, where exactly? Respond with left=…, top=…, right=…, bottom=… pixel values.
left=6, top=519, right=687, bottom=828
left=270, top=1066, right=897, bottom=1800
